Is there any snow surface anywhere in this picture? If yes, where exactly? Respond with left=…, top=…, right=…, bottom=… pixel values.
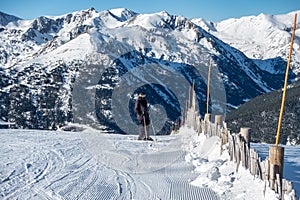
left=0, top=119, right=14, bottom=125
left=1, top=126, right=296, bottom=199
left=30, top=33, right=94, bottom=66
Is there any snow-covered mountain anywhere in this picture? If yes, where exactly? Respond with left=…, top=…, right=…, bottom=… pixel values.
left=192, top=11, right=300, bottom=75
left=0, top=8, right=297, bottom=132
left=0, top=11, right=21, bottom=27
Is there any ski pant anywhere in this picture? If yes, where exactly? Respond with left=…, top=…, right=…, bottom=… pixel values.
left=138, top=124, right=150, bottom=140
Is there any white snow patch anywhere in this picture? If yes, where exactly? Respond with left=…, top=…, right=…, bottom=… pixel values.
left=181, top=126, right=280, bottom=199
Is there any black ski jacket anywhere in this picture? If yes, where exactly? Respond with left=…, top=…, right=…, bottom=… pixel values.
left=134, top=97, right=150, bottom=126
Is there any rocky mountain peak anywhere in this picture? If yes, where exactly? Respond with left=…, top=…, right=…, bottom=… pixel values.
left=108, top=8, right=137, bottom=22
left=0, top=11, right=22, bottom=26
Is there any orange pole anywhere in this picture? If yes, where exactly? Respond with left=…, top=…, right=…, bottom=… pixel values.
left=275, top=14, right=297, bottom=146
left=206, top=59, right=212, bottom=114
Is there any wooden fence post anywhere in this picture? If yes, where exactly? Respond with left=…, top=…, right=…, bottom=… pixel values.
left=235, top=134, right=242, bottom=172
left=215, top=115, right=222, bottom=126
left=198, top=117, right=203, bottom=135
left=221, top=128, right=227, bottom=151
left=240, top=127, right=251, bottom=148
left=228, top=134, right=234, bottom=161
left=269, top=146, right=284, bottom=190
left=204, top=113, right=211, bottom=122
left=204, top=113, right=211, bottom=134
left=265, top=158, right=270, bottom=183
left=215, top=115, right=223, bottom=137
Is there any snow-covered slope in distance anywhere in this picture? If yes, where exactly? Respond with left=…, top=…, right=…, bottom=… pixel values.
left=192, top=10, right=300, bottom=75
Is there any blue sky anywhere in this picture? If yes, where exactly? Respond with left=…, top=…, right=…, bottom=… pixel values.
left=0, top=0, right=299, bottom=22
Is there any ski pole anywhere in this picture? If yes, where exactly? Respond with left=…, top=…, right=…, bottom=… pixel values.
left=148, top=108, right=156, bottom=141
left=143, top=114, right=148, bottom=139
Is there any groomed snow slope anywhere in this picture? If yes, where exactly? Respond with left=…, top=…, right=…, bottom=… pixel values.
left=0, top=127, right=282, bottom=199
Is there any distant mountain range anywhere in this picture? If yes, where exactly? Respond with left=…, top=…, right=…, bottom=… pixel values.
left=192, top=11, right=300, bottom=75
left=0, top=8, right=299, bottom=136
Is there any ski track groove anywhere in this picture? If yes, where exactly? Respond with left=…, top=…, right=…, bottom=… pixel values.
left=0, top=130, right=220, bottom=199
left=65, top=169, right=98, bottom=200
left=115, top=170, right=135, bottom=200
left=157, top=151, right=219, bottom=200
left=0, top=150, right=51, bottom=200
left=82, top=168, right=119, bottom=200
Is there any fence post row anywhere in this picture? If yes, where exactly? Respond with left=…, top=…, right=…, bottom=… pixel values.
left=183, top=104, right=297, bottom=199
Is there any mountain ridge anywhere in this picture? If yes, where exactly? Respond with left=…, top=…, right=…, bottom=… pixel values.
left=192, top=10, right=300, bottom=75
left=0, top=8, right=298, bottom=133
left=0, top=11, right=22, bottom=26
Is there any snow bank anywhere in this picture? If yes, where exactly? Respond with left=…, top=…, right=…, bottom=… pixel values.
left=180, top=126, right=280, bottom=199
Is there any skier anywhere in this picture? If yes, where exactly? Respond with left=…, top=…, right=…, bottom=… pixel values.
left=134, top=92, right=153, bottom=141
